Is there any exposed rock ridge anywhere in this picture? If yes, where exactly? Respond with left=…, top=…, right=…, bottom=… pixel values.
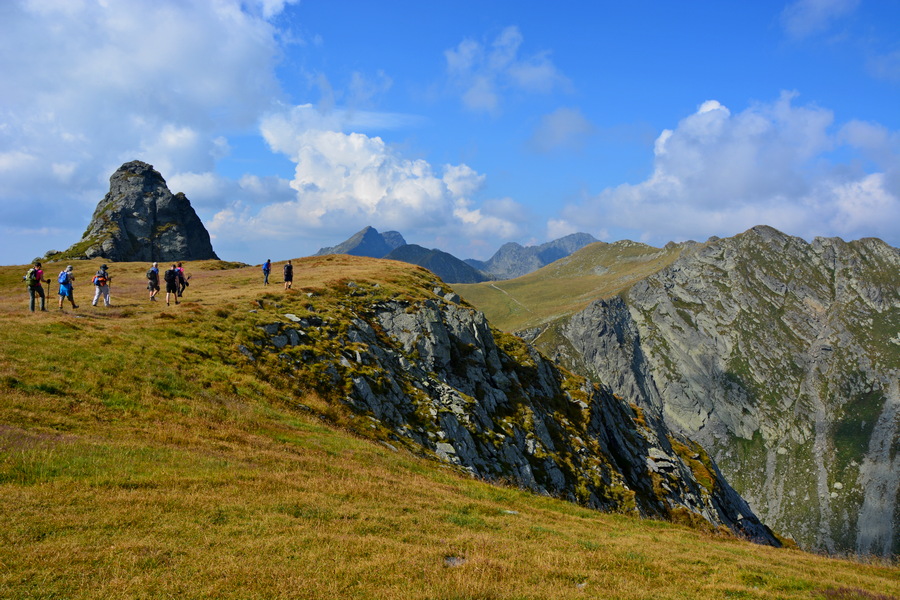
left=55, top=161, right=218, bottom=262
left=247, top=288, right=778, bottom=545
left=557, top=225, right=900, bottom=556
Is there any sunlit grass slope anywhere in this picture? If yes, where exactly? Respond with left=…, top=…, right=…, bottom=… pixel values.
left=1, top=256, right=897, bottom=599
left=453, top=241, right=684, bottom=333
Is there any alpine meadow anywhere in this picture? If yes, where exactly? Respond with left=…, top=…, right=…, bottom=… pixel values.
left=1, top=257, right=897, bottom=599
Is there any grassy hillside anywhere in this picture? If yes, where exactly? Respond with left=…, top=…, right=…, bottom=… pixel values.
left=1, top=257, right=897, bottom=599
left=453, top=241, right=684, bottom=333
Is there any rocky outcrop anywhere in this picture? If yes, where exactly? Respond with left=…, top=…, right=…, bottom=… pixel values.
left=245, top=285, right=778, bottom=545
left=555, top=226, right=900, bottom=556
left=55, top=161, right=218, bottom=262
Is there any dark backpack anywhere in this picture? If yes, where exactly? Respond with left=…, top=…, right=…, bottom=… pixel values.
left=164, top=269, right=176, bottom=283
left=24, top=268, right=37, bottom=287
left=147, top=269, right=157, bottom=281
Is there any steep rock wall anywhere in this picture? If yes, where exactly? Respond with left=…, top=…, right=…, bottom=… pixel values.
left=557, top=226, right=900, bottom=556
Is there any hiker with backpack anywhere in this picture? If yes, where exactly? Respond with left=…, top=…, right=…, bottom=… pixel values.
left=163, top=264, right=181, bottom=306
left=24, top=261, right=49, bottom=312
left=283, top=260, right=293, bottom=290
left=91, top=264, right=112, bottom=307
left=147, top=262, right=160, bottom=301
left=57, top=265, right=78, bottom=310
left=262, top=259, right=271, bottom=286
left=176, top=261, right=190, bottom=297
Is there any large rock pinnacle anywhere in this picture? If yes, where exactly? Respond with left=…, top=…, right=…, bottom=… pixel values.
left=58, top=160, right=218, bottom=262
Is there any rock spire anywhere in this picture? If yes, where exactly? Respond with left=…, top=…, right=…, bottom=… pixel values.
left=57, top=160, right=218, bottom=262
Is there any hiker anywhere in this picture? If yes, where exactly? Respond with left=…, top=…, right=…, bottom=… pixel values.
left=176, top=261, right=190, bottom=297
left=262, top=259, right=271, bottom=285
left=163, top=263, right=181, bottom=306
left=57, top=265, right=78, bottom=310
left=283, top=260, right=293, bottom=290
left=147, top=262, right=160, bottom=301
left=24, top=261, right=49, bottom=312
left=91, top=264, right=112, bottom=307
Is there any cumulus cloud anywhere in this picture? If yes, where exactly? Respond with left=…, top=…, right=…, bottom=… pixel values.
left=781, top=0, right=860, bottom=39
left=528, top=107, right=596, bottom=153
left=444, top=26, right=570, bottom=114
left=555, top=92, right=900, bottom=245
left=208, top=105, right=526, bottom=256
left=0, top=0, right=295, bottom=261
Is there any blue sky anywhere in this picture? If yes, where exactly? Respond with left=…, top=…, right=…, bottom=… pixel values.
left=2, top=0, right=899, bottom=265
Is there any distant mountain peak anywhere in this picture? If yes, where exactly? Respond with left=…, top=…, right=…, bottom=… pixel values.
left=468, top=232, right=599, bottom=280
left=314, top=226, right=406, bottom=258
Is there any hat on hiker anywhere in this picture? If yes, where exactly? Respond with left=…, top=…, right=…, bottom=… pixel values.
left=66, top=265, right=73, bottom=272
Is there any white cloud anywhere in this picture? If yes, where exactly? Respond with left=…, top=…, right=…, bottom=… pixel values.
left=0, top=0, right=292, bottom=261
left=211, top=109, right=525, bottom=255
left=828, top=173, right=900, bottom=235
left=528, top=107, right=596, bottom=153
left=557, top=93, right=900, bottom=245
left=781, top=0, right=860, bottom=39
left=444, top=26, right=569, bottom=114
left=867, top=49, right=900, bottom=84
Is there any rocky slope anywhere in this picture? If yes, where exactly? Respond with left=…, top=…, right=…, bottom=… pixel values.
left=550, top=226, right=899, bottom=556
left=52, top=161, right=218, bottom=262
left=243, top=273, right=777, bottom=545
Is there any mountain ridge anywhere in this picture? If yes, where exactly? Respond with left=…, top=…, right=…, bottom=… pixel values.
left=454, top=224, right=900, bottom=557
left=314, top=226, right=598, bottom=283
left=465, top=232, right=599, bottom=280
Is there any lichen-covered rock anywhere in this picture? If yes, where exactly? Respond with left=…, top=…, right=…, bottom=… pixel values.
left=251, top=296, right=778, bottom=545
left=55, top=161, right=218, bottom=262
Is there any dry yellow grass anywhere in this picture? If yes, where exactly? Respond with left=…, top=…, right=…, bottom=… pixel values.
left=453, top=241, right=683, bottom=333
left=0, top=256, right=897, bottom=599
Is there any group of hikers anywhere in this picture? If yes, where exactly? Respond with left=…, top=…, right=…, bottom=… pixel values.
left=24, top=258, right=294, bottom=312
left=145, top=261, right=191, bottom=306
left=23, top=260, right=192, bottom=311
left=262, top=259, right=293, bottom=290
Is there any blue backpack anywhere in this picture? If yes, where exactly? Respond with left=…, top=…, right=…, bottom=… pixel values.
left=57, top=271, right=69, bottom=285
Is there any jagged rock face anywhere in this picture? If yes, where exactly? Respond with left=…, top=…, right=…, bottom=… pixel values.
left=61, top=161, right=218, bottom=262
left=557, top=226, right=900, bottom=556
left=249, top=291, right=778, bottom=545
